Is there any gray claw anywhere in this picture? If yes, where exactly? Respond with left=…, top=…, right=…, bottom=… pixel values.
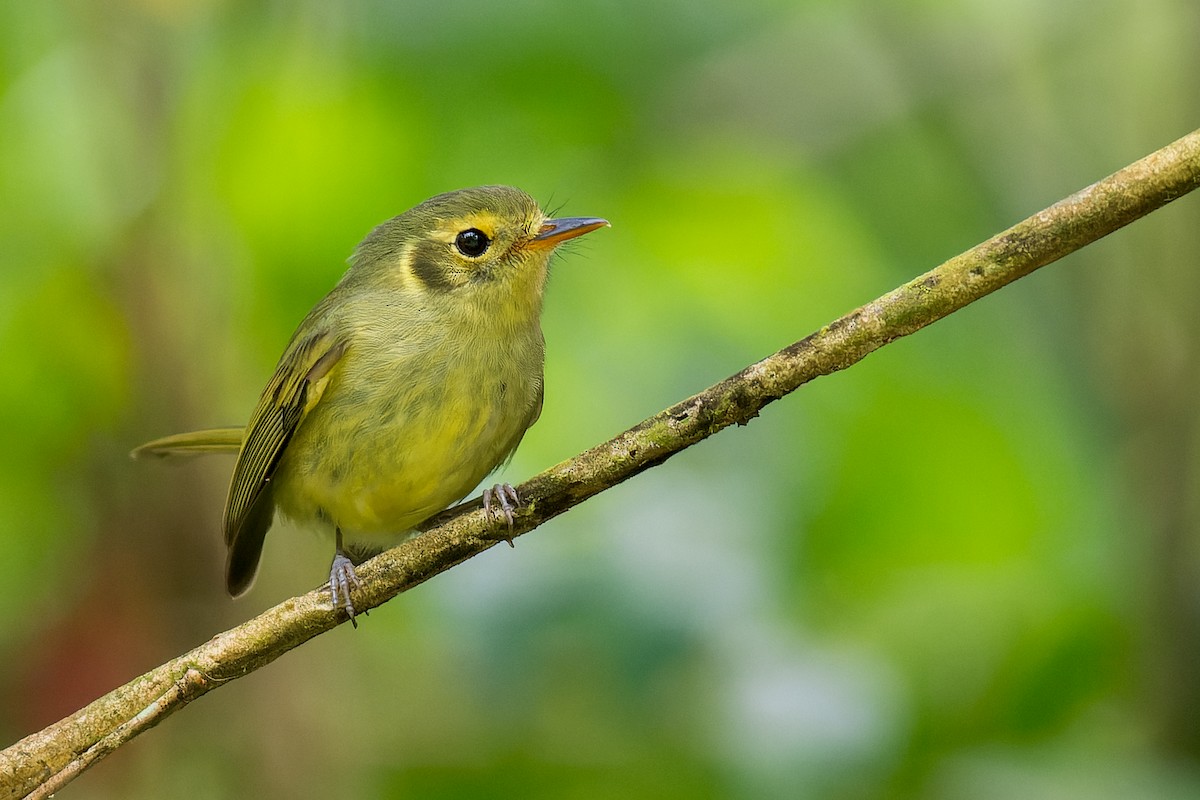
left=483, top=483, right=520, bottom=545
left=329, top=553, right=363, bottom=627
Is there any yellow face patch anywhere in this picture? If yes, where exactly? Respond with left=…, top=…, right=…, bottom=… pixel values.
left=427, top=210, right=504, bottom=246
left=404, top=207, right=546, bottom=291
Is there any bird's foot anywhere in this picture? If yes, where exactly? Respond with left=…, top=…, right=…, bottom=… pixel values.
left=483, top=483, right=520, bottom=546
left=329, top=552, right=363, bottom=628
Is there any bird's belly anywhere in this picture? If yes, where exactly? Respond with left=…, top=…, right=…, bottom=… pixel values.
left=271, top=361, right=538, bottom=539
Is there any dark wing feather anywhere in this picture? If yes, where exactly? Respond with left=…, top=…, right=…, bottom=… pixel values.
left=223, top=330, right=347, bottom=596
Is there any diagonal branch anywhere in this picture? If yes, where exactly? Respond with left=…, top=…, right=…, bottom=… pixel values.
left=4, top=128, right=1199, bottom=800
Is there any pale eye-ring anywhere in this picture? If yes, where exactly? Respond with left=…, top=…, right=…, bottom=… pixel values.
left=454, top=228, right=490, bottom=257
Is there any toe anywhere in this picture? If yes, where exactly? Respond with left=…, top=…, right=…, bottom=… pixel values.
left=329, top=554, right=362, bottom=624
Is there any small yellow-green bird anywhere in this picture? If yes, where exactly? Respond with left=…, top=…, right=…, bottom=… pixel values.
left=135, top=186, right=608, bottom=622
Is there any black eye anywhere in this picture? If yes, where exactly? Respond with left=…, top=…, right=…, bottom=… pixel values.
left=454, top=228, right=490, bottom=257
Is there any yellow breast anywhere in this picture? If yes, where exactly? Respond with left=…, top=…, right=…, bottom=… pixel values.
left=271, top=312, right=543, bottom=539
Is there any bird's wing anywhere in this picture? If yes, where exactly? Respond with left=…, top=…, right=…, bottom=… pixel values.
left=223, top=329, right=347, bottom=595
left=497, top=383, right=544, bottom=470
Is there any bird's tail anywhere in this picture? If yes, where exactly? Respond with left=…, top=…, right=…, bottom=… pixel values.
left=130, top=427, right=244, bottom=459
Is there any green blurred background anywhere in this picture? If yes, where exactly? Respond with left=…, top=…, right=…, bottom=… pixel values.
left=2, top=1, right=1199, bottom=797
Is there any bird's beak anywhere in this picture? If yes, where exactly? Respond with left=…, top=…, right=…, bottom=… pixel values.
left=530, top=216, right=610, bottom=249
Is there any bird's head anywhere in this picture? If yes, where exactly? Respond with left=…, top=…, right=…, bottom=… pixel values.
left=350, top=186, right=608, bottom=319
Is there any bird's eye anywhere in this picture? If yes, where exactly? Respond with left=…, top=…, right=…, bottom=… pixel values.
left=454, top=228, right=490, bottom=258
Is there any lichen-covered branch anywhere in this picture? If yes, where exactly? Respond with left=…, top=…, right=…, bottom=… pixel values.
left=4, top=128, right=1199, bottom=799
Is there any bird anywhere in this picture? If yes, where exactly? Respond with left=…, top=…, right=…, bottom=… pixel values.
left=134, top=185, right=608, bottom=623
